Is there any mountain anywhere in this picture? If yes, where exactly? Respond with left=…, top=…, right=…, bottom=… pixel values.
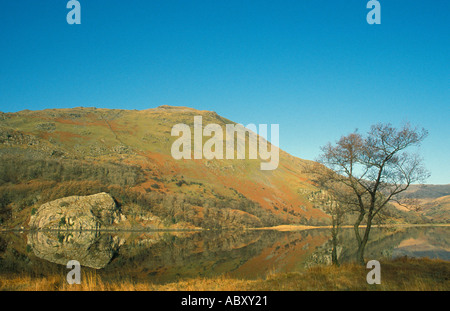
left=394, top=185, right=450, bottom=223
left=399, top=184, right=450, bottom=199
left=0, top=106, right=329, bottom=229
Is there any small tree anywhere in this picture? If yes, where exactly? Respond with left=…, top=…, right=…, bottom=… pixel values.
left=318, top=123, right=429, bottom=265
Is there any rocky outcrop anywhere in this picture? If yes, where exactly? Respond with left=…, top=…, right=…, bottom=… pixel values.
left=29, top=192, right=121, bottom=230
left=0, top=127, right=41, bottom=146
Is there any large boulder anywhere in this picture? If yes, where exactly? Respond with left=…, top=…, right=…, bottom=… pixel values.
left=29, top=192, right=121, bottom=230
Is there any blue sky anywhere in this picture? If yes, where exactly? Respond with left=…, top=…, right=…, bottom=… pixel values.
left=0, top=1, right=449, bottom=184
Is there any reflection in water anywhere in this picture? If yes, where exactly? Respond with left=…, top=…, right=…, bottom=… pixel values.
left=27, top=231, right=124, bottom=269
left=391, top=233, right=450, bottom=260
left=0, top=226, right=448, bottom=283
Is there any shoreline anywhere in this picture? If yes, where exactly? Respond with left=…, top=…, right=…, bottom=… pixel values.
left=1, top=223, right=449, bottom=233
left=251, top=223, right=450, bottom=232
left=0, top=228, right=204, bottom=233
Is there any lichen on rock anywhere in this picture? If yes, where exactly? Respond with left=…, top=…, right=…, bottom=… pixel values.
left=29, top=192, right=121, bottom=230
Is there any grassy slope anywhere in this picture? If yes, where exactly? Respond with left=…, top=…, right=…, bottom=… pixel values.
left=400, top=184, right=450, bottom=199
left=421, top=196, right=450, bottom=223
left=0, top=106, right=327, bottom=228
left=392, top=184, right=450, bottom=223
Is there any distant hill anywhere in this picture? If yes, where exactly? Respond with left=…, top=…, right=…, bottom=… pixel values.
left=420, top=195, right=450, bottom=223
left=399, top=184, right=450, bottom=199
left=393, top=185, right=450, bottom=223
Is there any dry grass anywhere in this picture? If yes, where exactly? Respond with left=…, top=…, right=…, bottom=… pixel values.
left=0, top=257, right=448, bottom=291
left=254, top=257, right=449, bottom=291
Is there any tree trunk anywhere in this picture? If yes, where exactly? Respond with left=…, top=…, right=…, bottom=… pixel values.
left=356, top=240, right=366, bottom=265
left=354, top=212, right=365, bottom=263
left=331, top=235, right=339, bottom=266
left=356, top=216, right=373, bottom=265
left=331, top=217, right=340, bottom=266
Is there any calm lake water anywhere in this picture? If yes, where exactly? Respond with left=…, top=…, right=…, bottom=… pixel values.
left=0, top=226, right=449, bottom=284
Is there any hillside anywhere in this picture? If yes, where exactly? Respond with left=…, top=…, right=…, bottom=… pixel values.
left=393, top=185, right=450, bottom=223
left=0, top=106, right=440, bottom=229
left=0, top=106, right=330, bottom=229
left=399, top=184, right=450, bottom=199
left=419, top=196, right=450, bottom=223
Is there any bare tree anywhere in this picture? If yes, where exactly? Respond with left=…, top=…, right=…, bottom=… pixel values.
left=318, top=123, right=429, bottom=265
left=308, top=164, right=361, bottom=266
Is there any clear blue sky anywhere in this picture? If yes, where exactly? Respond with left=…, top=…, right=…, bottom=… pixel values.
left=0, top=1, right=448, bottom=184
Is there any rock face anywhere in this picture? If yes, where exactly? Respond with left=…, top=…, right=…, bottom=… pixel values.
left=29, top=192, right=121, bottom=230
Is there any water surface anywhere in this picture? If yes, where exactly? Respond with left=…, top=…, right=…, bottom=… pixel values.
left=0, top=226, right=448, bottom=284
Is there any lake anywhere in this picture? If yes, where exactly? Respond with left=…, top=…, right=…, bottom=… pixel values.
left=0, top=226, right=449, bottom=284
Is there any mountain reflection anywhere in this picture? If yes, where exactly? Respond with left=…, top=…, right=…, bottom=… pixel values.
left=0, top=226, right=448, bottom=283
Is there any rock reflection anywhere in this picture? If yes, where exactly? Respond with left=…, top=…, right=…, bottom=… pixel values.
left=27, top=231, right=124, bottom=269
